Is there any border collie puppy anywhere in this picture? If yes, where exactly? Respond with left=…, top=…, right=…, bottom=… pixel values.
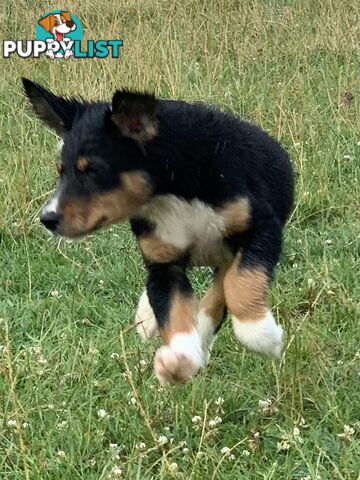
left=22, top=78, right=294, bottom=385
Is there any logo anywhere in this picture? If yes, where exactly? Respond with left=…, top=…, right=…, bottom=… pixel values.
left=2, top=10, right=123, bottom=59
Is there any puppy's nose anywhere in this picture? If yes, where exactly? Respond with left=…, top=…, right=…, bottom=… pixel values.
left=40, top=211, right=62, bottom=232
left=66, top=20, right=74, bottom=27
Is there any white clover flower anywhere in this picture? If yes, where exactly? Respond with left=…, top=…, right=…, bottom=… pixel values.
left=258, top=398, right=279, bottom=415
left=220, top=446, right=231, bottom=456
left=215, top=396, right=224, bottom=406
left=56, top=450, right=66, bottom=458
left=110, top=466, right=122, bottom=477
left=242, top=449, right=250, bottom=457
left=192, top=415, right=202, bottom=424
left=122, top=372, right=128, bottom=379
left=209, top=416, right=222, bottom=428
left=37, top=354, right=48, bottom=365
left=258, top=398, right=272, bottom=410
left=229, top=454, right=236, bottom=461
left=169, top=462, right=178, bottom=472
left=164, top=426, right=170, bottom=432
left=50, top=290, right=61, bottom=298
left=29, top=346, right=41, bottom=355
left=136, top=442, right=146, bottom=450
left=182, top=447, right=190, bottom=454
left=57, top=420, right=68, bottom=429
left=109, top=443, right=118, bottom=449
left=158, top=435, right=168, bottom=445
left=337, top=424, right=355, bottom=441
left=343, top=155, right=352, bottom=160
left=298, top=417, right=308, bottom=428
left=7, top=419, right=17, bottom=428
left=97, top=409, right=109, bottom=419
left=277, top=439, right=291, bottom=451
left=307, top=278, right=315, bottom=289
left=140, top=359, right=147, bottom=366
left=111, top=352, right=120, bottom=360
left=129, top=397, right=137, bottom=406
left=293, top=427, right=304, bottom=444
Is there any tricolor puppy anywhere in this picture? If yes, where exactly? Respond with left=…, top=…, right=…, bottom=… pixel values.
left=38, top=11, right=76, bottom=59
left=22, top=78, right=294, bottom=385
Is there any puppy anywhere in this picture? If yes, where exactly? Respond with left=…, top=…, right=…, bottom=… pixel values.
left=22, top=78, right=294, bottom=385
left=38, top=11, right=76, bottom=59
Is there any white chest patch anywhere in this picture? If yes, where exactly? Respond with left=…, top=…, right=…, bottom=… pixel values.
left=139, top=195, right=232, bottom=266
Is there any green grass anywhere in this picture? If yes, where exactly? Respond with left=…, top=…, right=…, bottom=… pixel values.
left=0, top=0, right=359, bottom=478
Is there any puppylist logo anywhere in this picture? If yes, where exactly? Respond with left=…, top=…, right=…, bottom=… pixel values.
left=2, top=10, right=123, bottom=59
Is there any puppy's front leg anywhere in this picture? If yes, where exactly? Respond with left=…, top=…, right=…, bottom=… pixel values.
left=146, top=262, right=203, bottom=385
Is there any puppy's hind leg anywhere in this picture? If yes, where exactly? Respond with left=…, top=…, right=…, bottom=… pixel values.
left=224, top=213, right=284, bottom=358
left=135, top=290, right=158, bottom=341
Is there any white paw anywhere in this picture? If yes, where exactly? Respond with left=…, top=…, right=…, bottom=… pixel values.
left=232, top=311, right=283, bottom=358
left=197, top=309, right=216, bottom=366
left=64, top=50, right=73, bottom=59
left=134, top=290, right=158, bottom=341
left=154, top=330, right=203, bottom=385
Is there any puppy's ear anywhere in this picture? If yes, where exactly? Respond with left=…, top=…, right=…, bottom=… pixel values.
left=60, top=11, right=72, bottom=22
left=22, top=78, right=83, bottom=136
left=38, top=15, right=52, bottom=32
left=110, top=90, right=158, bottom=143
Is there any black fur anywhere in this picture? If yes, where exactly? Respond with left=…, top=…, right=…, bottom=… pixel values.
left=22, top=78, right=294, bottom=343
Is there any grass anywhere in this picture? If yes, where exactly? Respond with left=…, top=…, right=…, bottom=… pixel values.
left=0, top=0, right=359, bottom=478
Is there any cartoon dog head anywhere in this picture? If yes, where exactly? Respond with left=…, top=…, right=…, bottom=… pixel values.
left=38, top=11, right=76, bottom=41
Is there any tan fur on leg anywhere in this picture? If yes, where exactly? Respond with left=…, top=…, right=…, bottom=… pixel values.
left=224, top=255, right=283, bottom=357
left=197, top=267, right=227, bottom=364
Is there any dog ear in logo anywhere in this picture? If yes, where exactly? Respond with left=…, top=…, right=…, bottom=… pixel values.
left=110, top=90, right=159, bottom=143
left=38, top=14, right=53, bottom=32
left=60, top=11, right=72, bottom=23
left=22, top=78, right=83, bottom=136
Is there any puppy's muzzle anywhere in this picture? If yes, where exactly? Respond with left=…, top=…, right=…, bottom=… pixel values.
left=40, top=211, right=62, bottom=232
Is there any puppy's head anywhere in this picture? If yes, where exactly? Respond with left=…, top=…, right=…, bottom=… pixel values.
left=22, top=78, right=159, bottom=238
left=38, top=11, right=76, bottom=40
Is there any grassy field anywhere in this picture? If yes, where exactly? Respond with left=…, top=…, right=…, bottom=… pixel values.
left=0, top=0, right=359, bottom=478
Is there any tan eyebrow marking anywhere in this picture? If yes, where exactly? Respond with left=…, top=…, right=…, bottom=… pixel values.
left=77, top=157, right=89, bottom=172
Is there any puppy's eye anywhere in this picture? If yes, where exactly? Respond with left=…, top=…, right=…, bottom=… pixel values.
left=54, top=20, right=59, bottom=26
left=77, top=157, right=89, bottom=172
left=56, top=162, right=63, bottom=175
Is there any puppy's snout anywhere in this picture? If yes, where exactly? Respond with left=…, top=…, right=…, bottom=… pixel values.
left=66, top=20, right=75, bottom=28
left=40, top=211, right=62, bottom=232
